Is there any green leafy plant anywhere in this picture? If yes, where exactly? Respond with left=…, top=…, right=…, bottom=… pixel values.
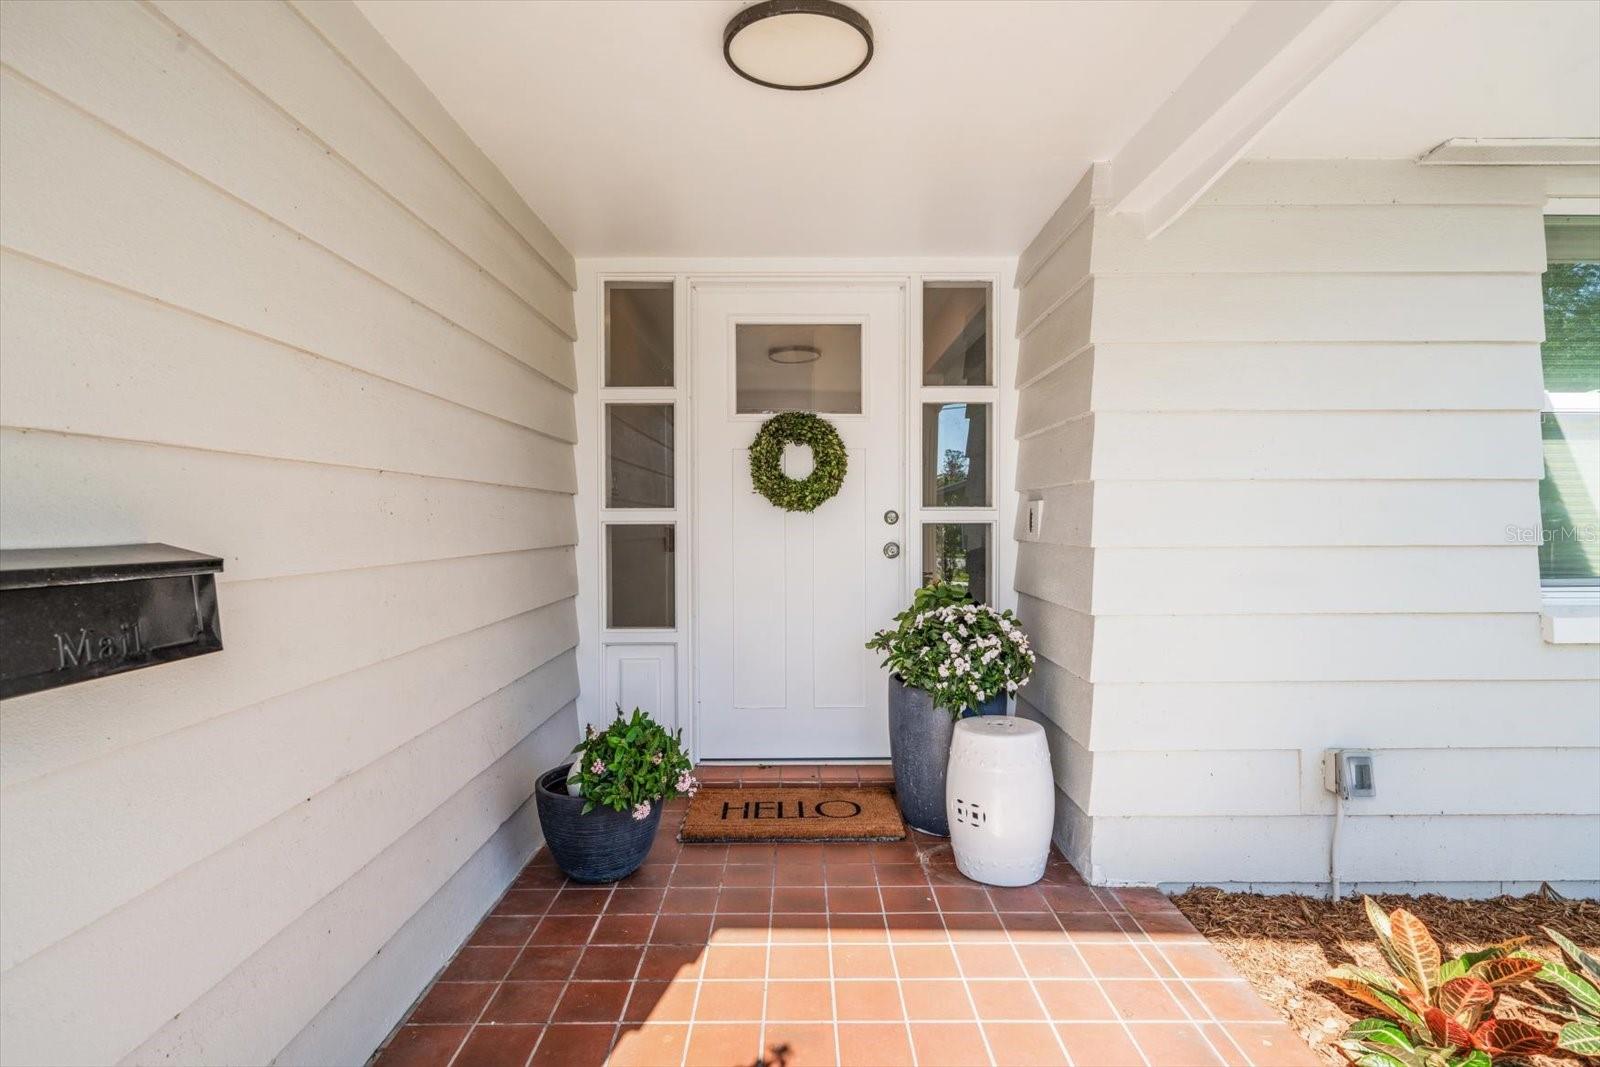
left=865, top=581, right=1035, bottom=716
left=1327, top=897, right=1552, bottom=1066
left=567, top=706, right=696, bottom=819
left=1522, top=927, right=1600, bottom=1056
left=748, top=412, right=848, bottom=512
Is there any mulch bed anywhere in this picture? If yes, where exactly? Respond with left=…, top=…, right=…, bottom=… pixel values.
left=1171, top=887, right=1600, bottom=1066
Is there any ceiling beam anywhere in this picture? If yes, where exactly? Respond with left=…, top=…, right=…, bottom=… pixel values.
left=1419, top=138, right=1600, bottom=166
left=1107, top=0, right=1396, bottom=236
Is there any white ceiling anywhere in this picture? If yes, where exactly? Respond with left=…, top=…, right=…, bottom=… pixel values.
left=360, top=1, right=1600, bottom=258
left=358, top=0, right=1248, bottom=257
left=1253, top=0, right=1600, bottom=158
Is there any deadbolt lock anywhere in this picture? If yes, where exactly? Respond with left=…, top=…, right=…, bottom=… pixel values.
left=883, top=510, right=899, bottom=525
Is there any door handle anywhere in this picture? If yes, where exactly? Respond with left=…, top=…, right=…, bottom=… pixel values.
left=882, top=542, right=901, bottom=559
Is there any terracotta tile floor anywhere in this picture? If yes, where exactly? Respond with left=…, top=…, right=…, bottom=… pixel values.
left=372, top=765, right=1317, bottom=1067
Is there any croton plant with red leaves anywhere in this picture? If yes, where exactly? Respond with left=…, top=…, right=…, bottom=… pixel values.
left=1327, top=897, right=1557, bottom=1066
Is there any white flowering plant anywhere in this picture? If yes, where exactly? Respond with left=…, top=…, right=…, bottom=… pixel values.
left=567, top=706, right=697, bottom=820
left=866, top=581, right=1036, bottom=717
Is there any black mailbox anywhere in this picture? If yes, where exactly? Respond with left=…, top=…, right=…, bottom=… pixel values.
left=0, top=544, right=223, bottom=699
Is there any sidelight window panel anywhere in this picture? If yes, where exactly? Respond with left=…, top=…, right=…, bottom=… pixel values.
left=606, top=404, right=674, bottom=508
left=923, top=282, right=991, bottom=386
left=922, top=402, right=990, bottom=507
left=922, top=523, right=991, bottom=603
left=606, top=281, right=674, bottom=387
left=606, top=524, right=676, bottom=628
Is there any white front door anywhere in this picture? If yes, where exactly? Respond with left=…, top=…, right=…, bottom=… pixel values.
left=693, top=283, right=905, bottom=760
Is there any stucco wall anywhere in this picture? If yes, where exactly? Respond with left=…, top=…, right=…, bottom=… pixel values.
left=0, top=2, right=580, bottom=1063
left=1014, top=160, right=1600, bottom=895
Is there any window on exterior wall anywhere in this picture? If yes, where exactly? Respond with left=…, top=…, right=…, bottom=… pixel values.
left=1538, top=215, right=1599, bottom=587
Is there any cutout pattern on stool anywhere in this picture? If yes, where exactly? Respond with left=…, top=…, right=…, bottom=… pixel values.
left=953, top=798, right=986, bottom=829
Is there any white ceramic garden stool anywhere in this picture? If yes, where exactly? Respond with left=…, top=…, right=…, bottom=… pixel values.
left=945, top=716, right=1054, bottom=887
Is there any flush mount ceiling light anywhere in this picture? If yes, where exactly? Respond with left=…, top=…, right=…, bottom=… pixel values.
left=768, top=344, right=823, bottom=364
left=724, top=0, right=873, bottom=91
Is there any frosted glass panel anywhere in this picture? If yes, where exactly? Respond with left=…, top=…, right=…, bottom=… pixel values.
left=606, top=404, right=674, bottom=508
left=923, top=402, right=990, bottom=507
left=923, top=282, right=991, bottom=386
left=606, top=282, right=673, bottom=387
left=735, top=323, right=862, bottom=413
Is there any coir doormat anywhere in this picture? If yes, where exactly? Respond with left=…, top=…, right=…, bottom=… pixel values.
left=679, top=785, right=906, bottom=843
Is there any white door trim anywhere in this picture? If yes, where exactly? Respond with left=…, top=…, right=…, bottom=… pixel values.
left=572, top=259, right=1018, bottom=763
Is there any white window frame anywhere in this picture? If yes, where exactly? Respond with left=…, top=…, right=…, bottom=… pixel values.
left=913, top=277, right=1002, bottom=604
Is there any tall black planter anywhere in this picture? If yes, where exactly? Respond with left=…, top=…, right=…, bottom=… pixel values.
left=535, top=765, right=662, bottom=883
left=887, top=676, right=1006, bottom=837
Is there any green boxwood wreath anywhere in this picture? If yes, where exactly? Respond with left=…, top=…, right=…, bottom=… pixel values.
left=749, top=412, right=848, bottom=512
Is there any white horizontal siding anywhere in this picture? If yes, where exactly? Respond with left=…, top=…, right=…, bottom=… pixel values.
left=0, top=431, right=577, bottom=587
left=1091, top=813, right=1600, bottom=888
left=1090, top=680, right=1600, bottom=751
left=1012, top=173, right=1101, bottom=869
left=1088, top=750, right=1303, bottom=818
left=146, top=0, right=577, bottom=338
left=1092, top=273, right=1544, bottom=344
left=1091, top=614, right=1600, bottom=683
left=0, top=71, right=563, bottom=433
left=1090, top=342, right=1543, bottom=412
left=1092, top=547, right=1539, bottom=615
left=1, top=550, right=576, bottom=788
left=132, top=706, right=578, bottom=1067
left=1091, top=479, right=1541, bottom=547
left=1094, top=205, right=1547, bottom=274
left=0, top=3, right=579, bottom=1064
left=1094, top=412, right=1543, bottom=481
left=1, top=612, right=577, bottom=971
left=1013, top=160, right=1599, bottom=891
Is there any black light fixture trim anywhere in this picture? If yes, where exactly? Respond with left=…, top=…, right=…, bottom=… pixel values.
left=724, top=0, right=874, bottom=92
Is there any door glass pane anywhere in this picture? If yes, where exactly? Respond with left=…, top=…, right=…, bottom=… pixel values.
left=606, top=404, right=674, bottom=508
left=735, top=323, right=862, bottom=413
left=923, top=282, right=991, bottom=386
left=922, top=523, right=991, bottom=603
left=606, top=281, right=673, bottom=387
left=607, top=524, right=675, bottom=628
left=923, top=402, right=990, bottom=506
left=1540, top=412, right=1599, bottom=583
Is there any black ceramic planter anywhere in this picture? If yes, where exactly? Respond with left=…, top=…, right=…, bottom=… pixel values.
left=887, top=676, right=1006, bottom=837
left=535, top=765, right=662, bottom=883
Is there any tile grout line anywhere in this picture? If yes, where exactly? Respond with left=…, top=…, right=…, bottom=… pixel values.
left=935, top=882, right=1000, bottom=1067
left=443, top=883, right=549, bottom=1067
left=516, top=874, right=571, bottom=1067
left=1003, top=899, right=1077, bottom=1066
left=1123, top=906, right=1244, bottom=1067
left=608, top=875, right=658, bottom=1066
left=1079, top=887, right=1154, bottom=1067
left=879, top=872, right=922, bottom=1067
